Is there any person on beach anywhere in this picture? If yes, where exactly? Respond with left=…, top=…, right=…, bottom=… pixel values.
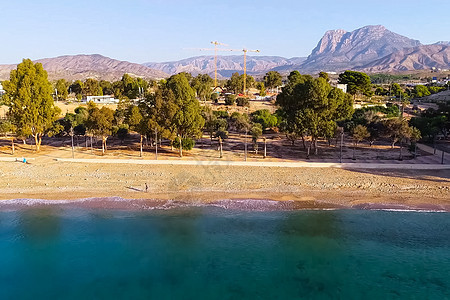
left=145, top=183, right=148, bottom=193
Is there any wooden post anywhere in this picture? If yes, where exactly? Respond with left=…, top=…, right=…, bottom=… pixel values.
left=263, top=137, right=266, bottom=159
left=70, top=127, right=74, bottom=159
left=219, top=136, right=223, bottom=158
left=244, top=129, right=248, bottom=161
left=140, top=134, right=143, bottom=157
left=399, top=138, right=403, bottom=161
left=155, top=128, right=158, bottom=160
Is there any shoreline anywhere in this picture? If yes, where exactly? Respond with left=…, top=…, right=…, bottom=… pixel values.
left=1, top=159, right=449, bottom=212
left=1, top=197, right=449, bottom=213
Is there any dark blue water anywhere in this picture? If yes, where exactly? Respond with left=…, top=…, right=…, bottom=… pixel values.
left=0, top=207, right=449, bottom=299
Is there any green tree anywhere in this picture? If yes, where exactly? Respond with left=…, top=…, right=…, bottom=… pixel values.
left=251, top=123, right=263, bottom=153
left=191, top=74, right=213, bottom=102
left=352, top=124, right=370, bottom=146
left=264, top=71, right=282, bottom=90
left=236, top=97, right=250, bottom=107
left=225, top=94, right=236, bottom=105
left=99, top=80, right=114, bottom=95
left=277, top=76, right=353, bottom=154
left=226, top=72, right=242, bottom=94
left=251, top=109, right=278, bottom=130
left=115, top=124, right=129, bottom=144
left=125, top=105, right=145, bottom=156
left=86, top=105, right=114, bottom=155
left=83, top=78, right=103, bottom=96
left=55, top=79, right=68, bottom=101
left=338, top=70, right=372, bottom=98
left=413, top=85, right=430, bottom=98
left=0, top=120, right=16, bottom=154
left=256, top=82, right=266, bottom=96
left=226, top=73, right=255, bottom=94
left=275, top=71, right=313, bottom=148
left=390, top=83, right=403, bottom=97
left=167, top=73, right=205, bottom=157
left=202, top=106, right=218, bottom=141
left=383, top=118, right=411, bottom=148
left=69, top=80, right=84, bottom=97
left=2, top=59, right=61, bottom=151
left=229, top=112, right=251, bottom=133
left=318, top=71, right=329, bottom=82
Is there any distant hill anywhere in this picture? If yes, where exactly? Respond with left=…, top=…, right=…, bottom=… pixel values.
left=143, top=56, right=306, bottom=77
left=358, top=44, right=450, bottom=72
left=434, top=41, right=450, bottom=46
left=299, top=25, right=422, bottom=72
left=0, top=54, right=168, bottom=81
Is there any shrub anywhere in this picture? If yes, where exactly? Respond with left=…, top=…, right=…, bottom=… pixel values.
left=173, top=137, right=195, bottom=150
left=211, top=93, right=219, bottom=103
left=251, top=109, right=278, bottom=129
left=213, top=110, right=229, bottom=119
left=236, top=97, right=250, bottom=107
left=224, top=94, right=236, bottom=105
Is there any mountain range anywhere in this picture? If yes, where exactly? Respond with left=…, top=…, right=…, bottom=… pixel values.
left=0, top=25, right=448, bottom=81
left=143, top=56, right=306, bottom=78
left=0, top=54, right=168, bottom=81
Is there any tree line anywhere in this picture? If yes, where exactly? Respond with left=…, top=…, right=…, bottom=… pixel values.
left=2, top=59, right=446, bottom=160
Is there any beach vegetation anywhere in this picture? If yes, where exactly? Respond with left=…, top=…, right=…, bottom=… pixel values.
left=173, top=137, right=195, bottom=151
left=251, top=123, right=263, bottom=153
left=85, top=105, right=115, bottom=155
left=166, top=73, right=205, bottom=157
left=2, top=59, right=62, bottom=151
left=277, top=72, right=353, bottom=154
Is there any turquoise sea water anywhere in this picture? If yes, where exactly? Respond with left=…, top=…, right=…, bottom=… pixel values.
left=0, top=206, right=449, bottom=299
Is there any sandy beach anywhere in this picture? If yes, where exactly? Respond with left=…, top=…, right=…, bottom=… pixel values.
left=0, top=158, right=449, bottom=211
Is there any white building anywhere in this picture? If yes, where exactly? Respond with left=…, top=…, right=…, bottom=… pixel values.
left=0, top=82, right=5, bottom=97
left=81, top=95, right=119, bottom=104
left=336, top=84, right=347, bottom=93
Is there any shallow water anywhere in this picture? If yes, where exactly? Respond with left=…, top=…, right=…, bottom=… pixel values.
left=0, top=207, right=449, bottom=299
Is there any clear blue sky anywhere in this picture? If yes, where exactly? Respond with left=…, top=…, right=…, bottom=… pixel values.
left=1, top=0, right=448, bottom=64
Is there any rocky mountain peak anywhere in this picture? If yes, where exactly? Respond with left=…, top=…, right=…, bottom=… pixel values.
left=302, top=25, right=422, bottom=72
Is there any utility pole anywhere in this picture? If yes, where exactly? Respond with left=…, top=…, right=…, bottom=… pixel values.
left=340, top=131, right=343, bottom=163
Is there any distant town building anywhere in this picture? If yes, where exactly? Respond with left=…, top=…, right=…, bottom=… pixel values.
left=0, top=82, right=5, bottom=97
left=81, top=95, right=119, bottom=104
left=336, top=84, right=347, bottom=93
